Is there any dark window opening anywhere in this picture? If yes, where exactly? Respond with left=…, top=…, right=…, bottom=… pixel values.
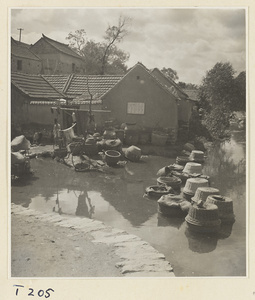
left=17, top=60, right=22, bottom=71
left=72, top=63, right=76, bottom=72
left=137, top=76, right=140, bottom=80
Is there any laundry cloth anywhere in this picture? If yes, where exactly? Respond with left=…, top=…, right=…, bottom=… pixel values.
left=61, top=124, right=76, bottom=143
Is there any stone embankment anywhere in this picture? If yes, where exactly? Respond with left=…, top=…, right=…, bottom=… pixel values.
left=11, top=204, right=175, bottom=277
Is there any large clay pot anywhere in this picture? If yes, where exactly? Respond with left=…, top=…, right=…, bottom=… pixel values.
left=124, top=145, right=141, bottom=162
left=105, top=150, right=121, bottom=166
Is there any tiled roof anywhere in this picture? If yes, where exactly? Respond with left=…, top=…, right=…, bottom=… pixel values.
left=42, top=34, right=83, bottom=60
left=67, top=75, right=123, bottom=97
left=183, top=89, right=199, bottom=101
left=43, top=74, right=123, bottom=98
left=12, top=38, right=32, bottom=49
left=151, top=68, right=188, bottom=99
left=42, top=74, right=71, bottom=93
left=11, top=38, right=41, bottom=61
left=11, top=72, right=64, bottom=99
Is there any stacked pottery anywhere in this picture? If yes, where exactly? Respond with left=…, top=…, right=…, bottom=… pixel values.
left=183, top=162, right=203, bottom=174
left=185, top=201, right=221, bottom=233
left=205, top=195, right=235, bottom=224
left=157, top=175, right=182, bottom=191
left=176, top=155, right=192, bottom=166
left=173, top=162, right=210, bottom=184
left=189, top=150, right=205, bottom=163
left=191, top=187, right=220, bottom=204
left=183, top=178, right=209, bottom=201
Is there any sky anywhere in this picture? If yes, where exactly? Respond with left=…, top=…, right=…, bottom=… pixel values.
left=11, top=8, right=246, bottom=85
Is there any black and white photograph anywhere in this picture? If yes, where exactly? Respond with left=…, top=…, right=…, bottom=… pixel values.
left=9, top=6, right=247, bottom=283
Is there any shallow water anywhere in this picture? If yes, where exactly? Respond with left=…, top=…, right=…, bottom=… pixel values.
left=11, top=128, right=246, bottom=277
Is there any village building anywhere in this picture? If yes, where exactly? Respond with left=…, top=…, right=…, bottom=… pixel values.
left=150, top=68, right=195, bottom=126
left=11, top=38, right=42, bottom=74
left=11, top=63, right=196, bottom=144
left=30, top=34, right=85, bottom=75
left=11, top=72, right=65, bottom=139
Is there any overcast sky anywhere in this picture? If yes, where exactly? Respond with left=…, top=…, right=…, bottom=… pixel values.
left=11, top=8, right=246, bottom=85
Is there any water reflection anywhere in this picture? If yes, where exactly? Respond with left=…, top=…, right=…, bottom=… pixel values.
left=157, top=213, right=185, bottom=229
left=185, top=228, right=218, bottom=253
left=203, top=133, right=245, bottom=195
left=184, top=220, right=235, bottom=254
left=75, top=190, right=95, bottom=218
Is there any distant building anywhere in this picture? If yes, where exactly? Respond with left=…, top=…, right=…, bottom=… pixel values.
left=30, top=34, right=85, bottom=75
left=11, top=38, right=42, bottom=74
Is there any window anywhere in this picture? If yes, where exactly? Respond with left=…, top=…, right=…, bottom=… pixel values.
left=17, top=60, right=22, bottom=71
left=72, top=63, right=76, bottom=72
left=127, top=102, right=145, bottom=115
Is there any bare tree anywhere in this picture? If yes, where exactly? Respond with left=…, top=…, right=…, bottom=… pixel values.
left=101, top=15, right=130, bottom=74
left=66, top=29, right=87, bottom=56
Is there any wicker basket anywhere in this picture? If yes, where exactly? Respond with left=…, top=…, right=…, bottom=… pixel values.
left=192, top=187, right=220, bottom=204
left=183, top=162, right=203, bottom=174
left=145, top=185, right=174, bottom=199
left=205, top=195, right=235, bottom=223
left=189, top=150, right=205, bottom=163
left=183, top=178, right=209, bottom=200
left=176, top=156, right=192, bottom=166
left=185, top=202, right=221, bottom=233
left=157, top=175, right=182, bottom=191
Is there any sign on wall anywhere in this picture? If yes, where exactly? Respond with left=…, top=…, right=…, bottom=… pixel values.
left=127, top=102, right=145, bottom=115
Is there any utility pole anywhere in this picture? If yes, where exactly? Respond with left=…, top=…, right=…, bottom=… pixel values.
left=17, top=28, right=24, bottom=42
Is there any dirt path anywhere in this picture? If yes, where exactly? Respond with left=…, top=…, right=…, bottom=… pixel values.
left=11, top=213, right=123, bottom=277
left=11, top=204, right=175, bottom=277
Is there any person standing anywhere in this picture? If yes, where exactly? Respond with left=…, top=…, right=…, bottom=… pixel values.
left=53, top=118, right=62, bottom=147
